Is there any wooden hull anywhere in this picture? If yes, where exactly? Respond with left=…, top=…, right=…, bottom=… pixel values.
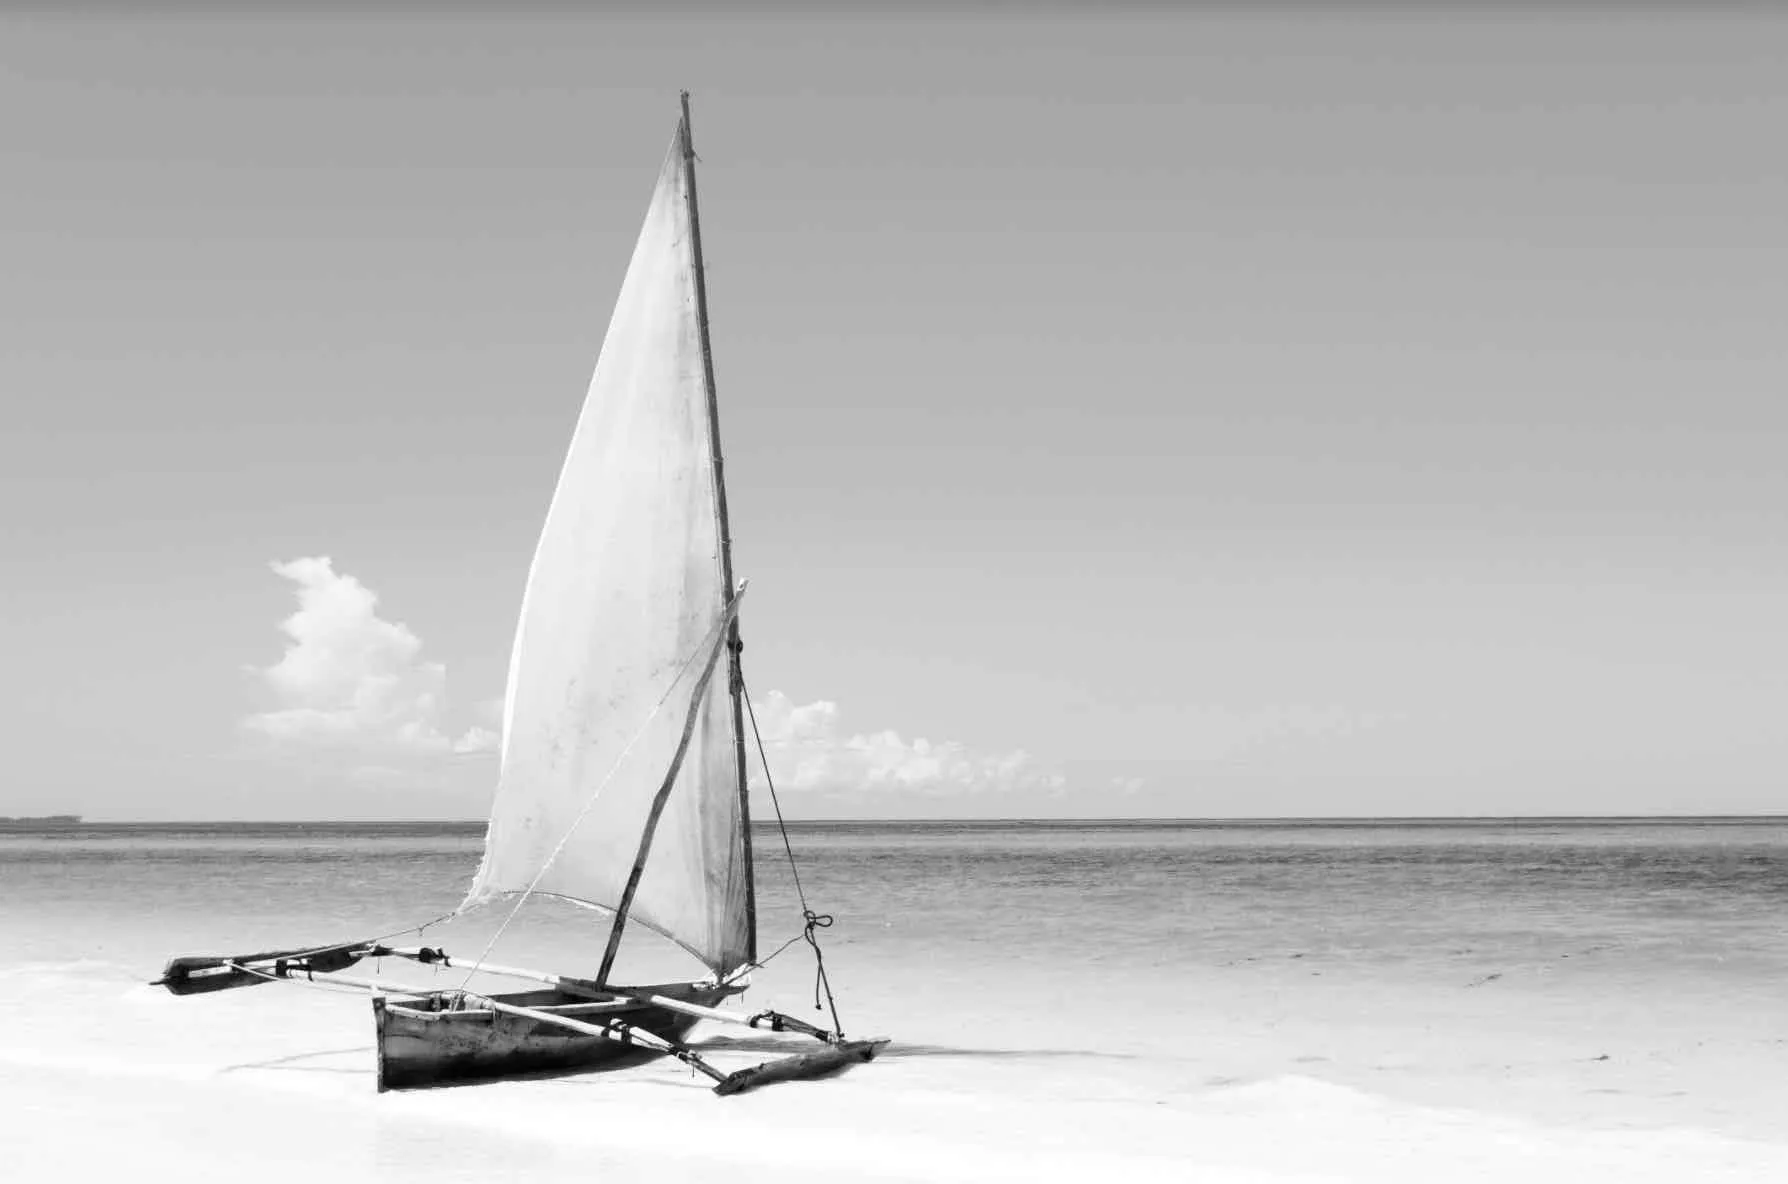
left=373, top=983, right=730, bottom=1090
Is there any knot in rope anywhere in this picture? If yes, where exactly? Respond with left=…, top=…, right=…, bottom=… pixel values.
left=740, top=683, right=849, bottom=1037
left=799, top=910, right=839, bottom=1020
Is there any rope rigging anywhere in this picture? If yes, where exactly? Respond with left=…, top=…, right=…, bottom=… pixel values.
left=742, top=680, right=845, bottom=1038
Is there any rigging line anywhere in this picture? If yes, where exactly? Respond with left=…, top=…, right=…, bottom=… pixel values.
left=204, top=909, right=462, bottom=975
left=372, top=910, right=460, bottom=944
left=741, top=682, right=844, bottom=1037
left=750, top=930, right=807, bottom=969
left=741, top=682, right=811, bottom=911
left=455, top=586, right=748, bottom=991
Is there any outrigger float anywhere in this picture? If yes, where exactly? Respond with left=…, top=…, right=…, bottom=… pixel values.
left=154, top=94, right=886, bottom=1095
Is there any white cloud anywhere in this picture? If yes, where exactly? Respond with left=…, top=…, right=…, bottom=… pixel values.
left=451, top=697, right=504, bottom=755
left=747, top=691, right=1064, bottom=797
left=244, top=557, right=490, bottom=756
left=245, top=561, right=1052, bottom=797
left=452, top=726, right=500, bottom=755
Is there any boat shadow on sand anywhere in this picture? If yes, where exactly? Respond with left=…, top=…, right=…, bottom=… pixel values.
left=220, top=1037, right=1136, bottom=1083
left=691, top=1035, right=1140, bottom=1062
left=224, top=1042, right=677, bottom=1087
left=221, top=1047, right=377, bottom=1075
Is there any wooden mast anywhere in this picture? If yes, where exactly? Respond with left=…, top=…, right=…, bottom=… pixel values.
left=679, top=90, right=760, bottom=968
left=595, top=94, right=757, bottom=986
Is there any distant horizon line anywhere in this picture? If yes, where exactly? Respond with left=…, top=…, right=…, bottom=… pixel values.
left=19, top=813, right=1787, bottom=826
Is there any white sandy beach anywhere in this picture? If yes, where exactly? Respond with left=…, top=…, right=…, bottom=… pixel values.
left=5, top=952, right=1786, bottom=1184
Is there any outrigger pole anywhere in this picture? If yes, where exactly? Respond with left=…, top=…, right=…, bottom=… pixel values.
left=159, top=942, right=842, bottom=1044
left=463, top=998, right=879, bottom=1095
left=155, top=943, right=884, bottom=1095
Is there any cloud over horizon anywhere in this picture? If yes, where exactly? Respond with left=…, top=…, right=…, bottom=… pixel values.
left=243, top=560, right=1071, bottom=801
left=244, top=557, right=494, bottom=759
left=747, top=689, right=1067, bottom=797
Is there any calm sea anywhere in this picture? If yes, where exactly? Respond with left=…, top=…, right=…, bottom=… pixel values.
left=5, top=817, right=1783, bottom=974
left=3, top=818, right=1785, bottom=1141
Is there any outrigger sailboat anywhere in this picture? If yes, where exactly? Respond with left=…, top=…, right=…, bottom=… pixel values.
left=155, top=95, right=885, bottom=1095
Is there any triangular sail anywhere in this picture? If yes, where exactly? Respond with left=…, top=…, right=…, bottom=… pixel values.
left=463, top=129, right=752, bottom=978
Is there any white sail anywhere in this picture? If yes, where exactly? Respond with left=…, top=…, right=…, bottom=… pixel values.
left=464, top=129, right=752, bottom=977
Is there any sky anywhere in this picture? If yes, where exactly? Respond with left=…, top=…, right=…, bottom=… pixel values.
left=1, top=4, right=1784, bottom=820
